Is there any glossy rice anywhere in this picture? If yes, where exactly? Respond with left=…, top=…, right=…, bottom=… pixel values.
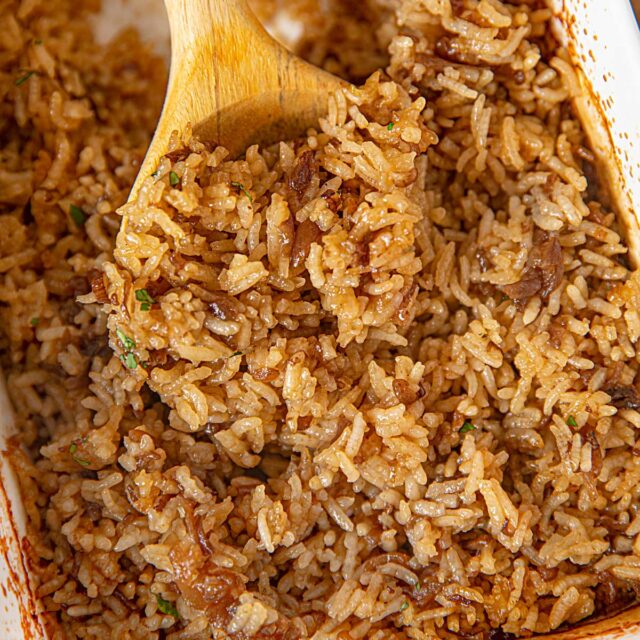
left=3, top=0, right=640, bottom=638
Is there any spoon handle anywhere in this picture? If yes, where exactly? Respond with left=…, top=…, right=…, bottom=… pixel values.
left=164, top=0, right=268, bottom=63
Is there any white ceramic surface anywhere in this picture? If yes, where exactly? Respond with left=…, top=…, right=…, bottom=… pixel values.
left=550, top=0, right=640, bottom=266
left=1, top=1, right=639, bottom=638
left=0, top=375, right=45, bottom=638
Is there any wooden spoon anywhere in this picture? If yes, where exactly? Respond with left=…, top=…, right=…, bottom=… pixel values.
left=130, top=0, right=344, bottom=198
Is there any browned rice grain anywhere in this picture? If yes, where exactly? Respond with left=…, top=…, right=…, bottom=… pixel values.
left=3, top=0, right=640, bottom=638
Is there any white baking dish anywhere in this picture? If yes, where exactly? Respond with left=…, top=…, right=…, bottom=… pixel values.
left=1, top=0, right=639, bottom=637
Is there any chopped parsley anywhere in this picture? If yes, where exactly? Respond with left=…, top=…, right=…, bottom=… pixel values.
left=156, top=594, right=180, bottom=618
left=69, top=204, right=86, bottom=227
left=115, top=329, right=144, bottom=369
left=30, top=317, right=39, bottom=327
left=387, top=122, right=395, bottom=131
left=567, top=415, right=578, bottom=428
left=399, top=600, right=409, bottom=612
left=500, top=294, right=510, bottom=303
left=414, top=580, right=421, bottom=591
left=460, top=421, right=477, bottom=434
left=15, top=70, right=36, bottom=86
left=169, top=170, right=179, bottom=186
left=115, top=328, right=142, bottom=370
left=121, top=352, right=138, bottom=370
left=231, top=181, right=253, bottom=202
left=116, top=328, right=136, bottom=351
left=69, top=441, right=90, bottom=467
left=231, top=351, right=242, bottom=357
left=151, top=169, right=159, bottom=178
left=135, top=288, right=155, bottom=311
left=34, top=39, right=43, bottom=45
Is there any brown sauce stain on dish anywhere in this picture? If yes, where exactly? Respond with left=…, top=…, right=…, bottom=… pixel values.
left=0, top=446, right=53, bottom=639
left=557, top=2, right=640, bottom=268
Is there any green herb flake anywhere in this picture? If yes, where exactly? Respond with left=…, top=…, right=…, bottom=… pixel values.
left=69, top=204, right=86, bottom=227
left=500, top=294, right=510, bottom=303
left=387, top=122, right=395, bottom=131
left=231, top=351, right=242, bottom=357
left=122, top=352, right=138, bottom=370
left=567, top=415, right=578, bottom=428
left=231, top=181, right=253, bottom=202
left=169, top=170, right=179, bottom=187
left=69, top=441, right=90, bottom=466
left=399, top=600, right=409, bottom=612
left=30, top=317, right=39, bottom=327
left=115, top=328, right=136, bottom=351
left=156, top=594, right=180, bottom=618
left=34, top=39, right=43, bottom=45
left=414, top=580, right=421, bottom=591
left=135, top=289, right=156, bottom=311
left=151, top=169, right=159, bottom=178
left=460, top=421, right=477, bottom=434
left=135, top=288, right=155, bottom=303
left=15, top=70, right=36, bottom=86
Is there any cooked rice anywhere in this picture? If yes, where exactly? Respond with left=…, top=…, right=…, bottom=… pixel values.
left=3, top=0, right=640, bottom=638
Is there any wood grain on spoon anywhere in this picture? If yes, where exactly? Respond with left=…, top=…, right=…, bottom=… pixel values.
left=130, top=0, right=344, bottom=199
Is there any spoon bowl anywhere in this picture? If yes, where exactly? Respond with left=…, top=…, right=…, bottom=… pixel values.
left=130, top=0, right=344, bottom=198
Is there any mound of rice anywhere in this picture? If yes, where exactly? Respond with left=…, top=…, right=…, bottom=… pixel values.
left=3, top=0, right=640, bottom=638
